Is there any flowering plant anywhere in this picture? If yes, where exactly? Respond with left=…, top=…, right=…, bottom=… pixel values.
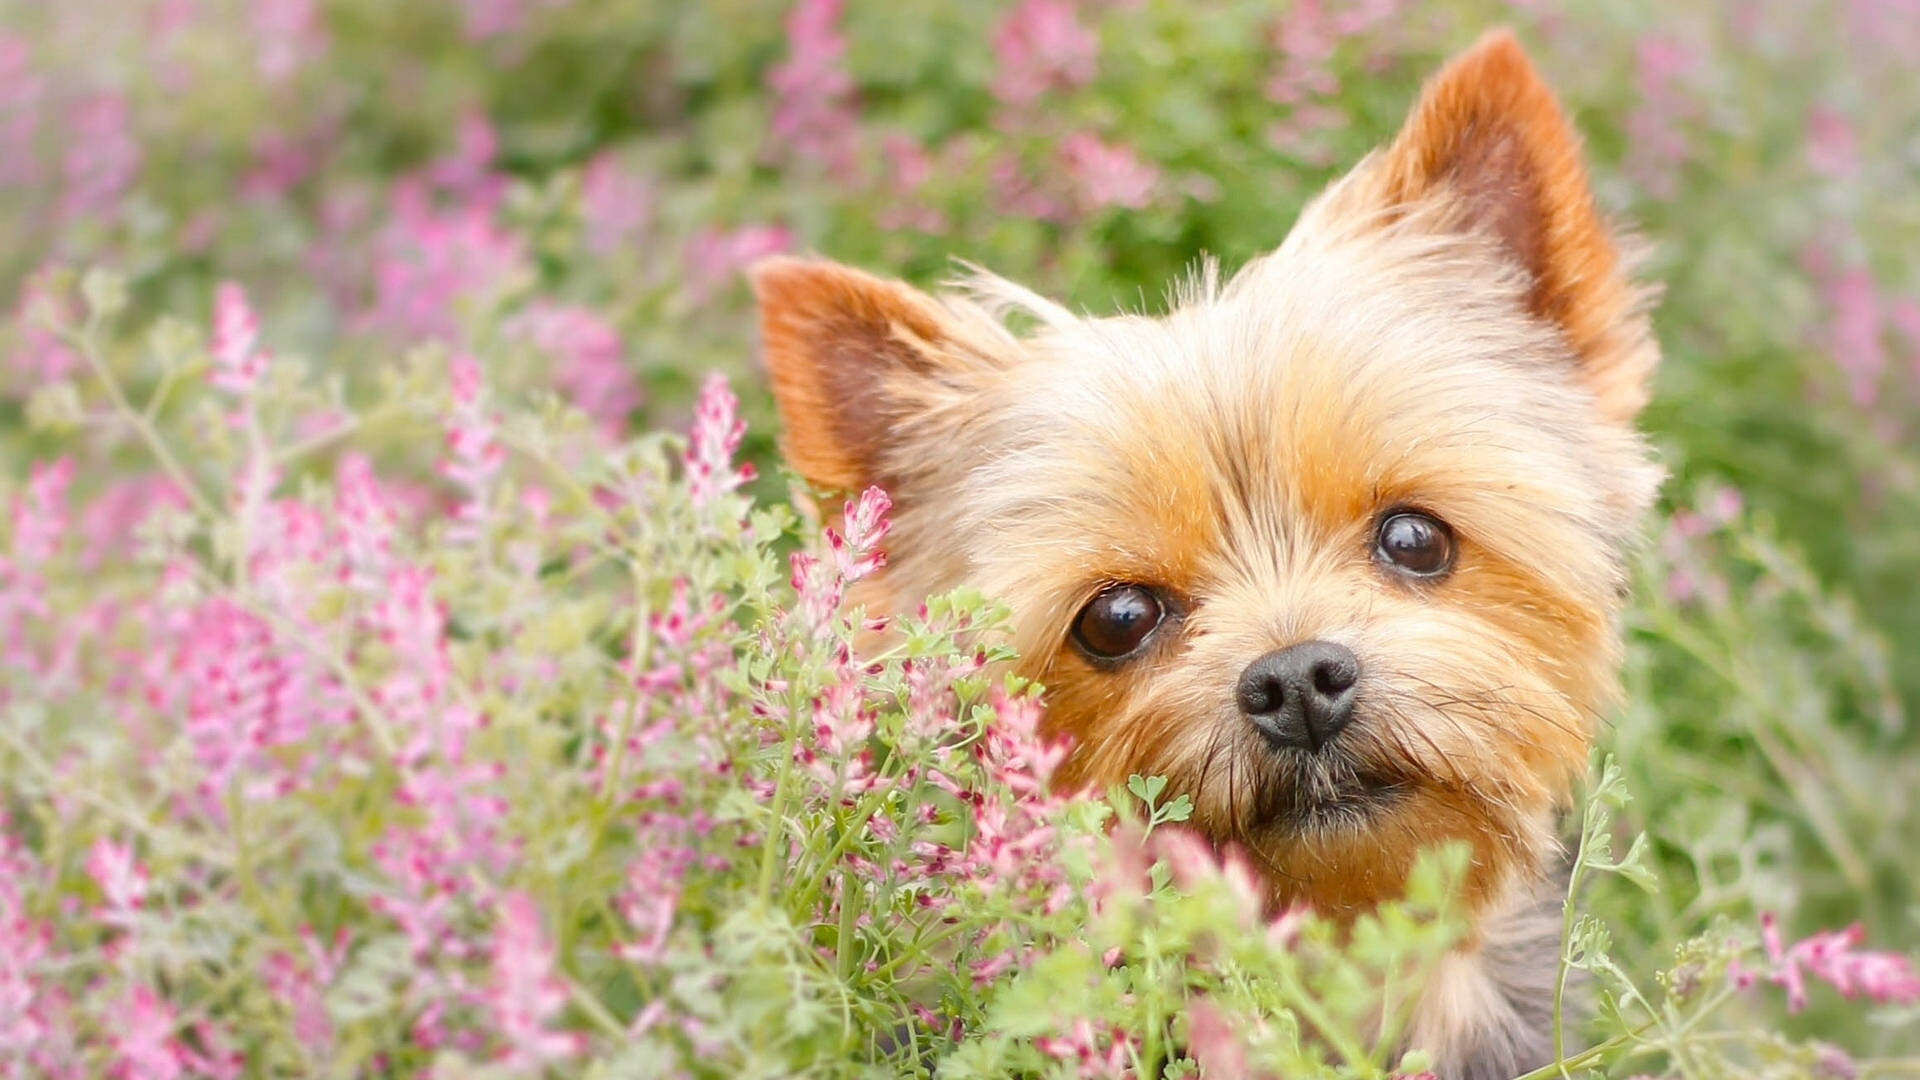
left=3, top=0, right=1919, bottom=1077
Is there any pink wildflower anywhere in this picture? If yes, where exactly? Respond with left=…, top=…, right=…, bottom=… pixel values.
left=991, top=0, right=1099, bottom=107
left=441, top=353, right=504, bottom=544
left=86, top=838, right=148, bottom=925
left=1736, top=913, right=1920, bottom=1014
left=1806, top=107, right=1860, bottom=179
left=110, top=986, right=184, bottom=1080
left=11, top=268, right=81, bottom=383
left=487, top=892, right=585, bottom=1068
left=61, top=93, right=141, bottom=222
left=1061, top=132, right=1157, bottom=211
left=685, top=373, right=756, bottom=507
left=510, top=303, right=642, bottom=438
left=252, top=0, right=327, bottom=81
left=1624, top=34, right=1698, bottom=200
left=767, top=0, right=859, bottom=174
left=0, top=35, right=43, bottom=189
left=1185, top=1000, right=1251, bottom=1080
left=579, top=153, right=656, bottom=254
left=1034, top=1017, right=1133, bottom=1078
left=684, top=224, right=791, bottom=303
left=366, top=196, right=525, bottom=342
left=209, top=282, right=268, bottom=394
left=1822, top=267, right=1886, bottom=407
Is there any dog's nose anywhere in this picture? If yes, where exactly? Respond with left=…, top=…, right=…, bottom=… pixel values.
left=1236, top=641, right=1360, bottom=752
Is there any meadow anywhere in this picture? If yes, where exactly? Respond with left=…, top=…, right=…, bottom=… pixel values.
left=1, top=0, right=1917, bottom=1076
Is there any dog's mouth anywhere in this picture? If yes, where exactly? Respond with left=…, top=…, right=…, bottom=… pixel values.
left=1250, top=751, right=1414, bottom=834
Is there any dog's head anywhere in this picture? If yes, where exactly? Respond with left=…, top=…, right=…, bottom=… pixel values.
left=751, top=32, right=1660, bottom=916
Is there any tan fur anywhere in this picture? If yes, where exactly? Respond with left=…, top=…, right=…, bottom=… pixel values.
left=752, top=29, right=1659, bottom=1078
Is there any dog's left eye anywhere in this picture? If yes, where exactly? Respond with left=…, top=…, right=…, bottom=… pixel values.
left=1072, top=585, right=1165, bottom=661
left=1375, top=511, right=1455, bottom=577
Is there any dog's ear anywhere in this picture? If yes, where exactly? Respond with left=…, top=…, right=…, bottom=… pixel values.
left=1339, top=30, right=1654, bottom=421
left=750, top=256, right=970, bottom=493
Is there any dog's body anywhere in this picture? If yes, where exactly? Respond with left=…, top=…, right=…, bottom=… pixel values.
left=752, top=32, right=1659, bottom=1078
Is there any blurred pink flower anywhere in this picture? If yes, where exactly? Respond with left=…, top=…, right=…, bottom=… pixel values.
left=992, top=0, right=1099, bottom=107
left=109, top=986, right=184, bottom=1080
left=252, top=0, right=327, bottom=81
left=487, top=892, right=584, bottom=1068
left=684, top=224, right=791, bottom=303
left=510, top=303, right=643, bottom=438
left=1185, top=1000, right=1251, bottom=1080
left=85, top=838, right=148, bottom=926
left=579, top=153, right=656, bottom=254
left=1806, top=106, right=1860, bottom=179
left=0, top=35, right=43, bottom=189
left=366, top=197, right=525, bottom=342
left=1624, top=34, right=1699, bottom=200
left=11, top=268, right=81, bottom=383
left=1733, top=913, right=1920, bottom=1014
left=260, top=928, right=346, bottom=1056
left=0, top=826, right=61, bottom=1071
left=686, top=372, right=756, bottom=507
left=210, top=282, right=268, bottom=395
left=441, top=353, right=504, bottom=544
left=1824, top=267, right=1886, bottom=408
left=1034, top=1017, right=1133, bottom=1078
left=61, top=94, right=140, bottom=222
left=768, top=0, right=859, bottom=174
left=1061, top=132, right=1157, bottom=210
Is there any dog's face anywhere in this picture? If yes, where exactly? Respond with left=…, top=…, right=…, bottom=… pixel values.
left=752, top=33, right=1661, bottom=918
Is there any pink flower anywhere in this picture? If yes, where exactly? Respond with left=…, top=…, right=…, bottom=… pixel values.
left=441, top=353, right=505, bottom=544
left=579, top=153, right=656, bottom=254
left=1624, top=34, right=1699, bottom=200
left=1806, top=106, right=1860, bottom=179
left=1034, top=1017, right=1133, bottom=1078
left=1822, top=267, right=1886, bottom=407
left=991, top=0, right=1099, bottom=107
left=767, top=0, right=859, bottom=174
left=1185, top=1000, right=1251, bottom=1080
left=1061, top=133, right=1157, bottom=211
left=365, top=197, right=525, bottom=342
left=252, top=0, right=326, bottom=81
left=110, top=986, right=184, bottom=1080
left=0, top=824, right=60, bottom=1070
left=0, top=35, right=44, bottom=189
left=86, top=838, right=148, bottom=923
left=684, top=224, right=792, bottom=303
left=1737, top=913, right=1920, bottom=1014
left=260, top=928, right=347, bottom=1056
left=210, top=282, right=268, bottom=394
left=685, top=372, right=756, bottom=507
left=509, top=303, right=642, bottom=438
left=10, top=268, right=81, bottom=383
left=61, top=93, right=141, bottom=222
left=487, top=892, right=585, bottom=1068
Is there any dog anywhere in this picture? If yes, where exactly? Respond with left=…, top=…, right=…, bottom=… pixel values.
left=749, top=29, right=1660, bottom=1079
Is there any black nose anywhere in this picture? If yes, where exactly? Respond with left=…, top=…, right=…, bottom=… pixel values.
left=1236, top=640, right=1360, bottom=752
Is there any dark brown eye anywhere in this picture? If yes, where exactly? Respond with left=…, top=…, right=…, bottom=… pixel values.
left=1375, top=512, right=1455, bottom=577
left=1072, top=585, right=1165, bottom=661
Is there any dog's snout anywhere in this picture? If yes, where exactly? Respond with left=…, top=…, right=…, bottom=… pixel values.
left=1236, top=640, right=1360, bottom=752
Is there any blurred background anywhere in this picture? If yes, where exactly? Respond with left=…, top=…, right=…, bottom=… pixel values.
left=1, top=0, right=1915, bottom=1056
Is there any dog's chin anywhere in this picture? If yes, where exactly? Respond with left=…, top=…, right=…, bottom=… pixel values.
left=1250, top=749, right=1415, bottom=836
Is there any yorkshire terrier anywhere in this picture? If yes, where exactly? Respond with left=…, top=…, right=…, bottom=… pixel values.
left=750, top=30, right=1660, bottom=1080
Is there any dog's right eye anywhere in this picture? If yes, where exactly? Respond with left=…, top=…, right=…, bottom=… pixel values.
left=1072, top=585, right=1165, bottom=661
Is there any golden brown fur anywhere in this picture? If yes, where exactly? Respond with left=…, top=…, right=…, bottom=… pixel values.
left=750, top=30, right=1660, bottom=1078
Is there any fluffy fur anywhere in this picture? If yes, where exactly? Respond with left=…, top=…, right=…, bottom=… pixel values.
left=751, top=30, right=1660, bottom=1077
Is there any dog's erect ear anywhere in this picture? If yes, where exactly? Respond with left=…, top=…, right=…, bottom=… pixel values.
left=750, top=256, right=969, bottom=493
left=1346, top=30, right=1654, bottom=421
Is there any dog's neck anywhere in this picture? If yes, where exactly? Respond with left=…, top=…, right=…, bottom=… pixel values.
left=1406, top=871, right=1567, bottom=1080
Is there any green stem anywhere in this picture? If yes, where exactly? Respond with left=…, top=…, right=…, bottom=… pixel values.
left=69, top=323, right=216, bottom=519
